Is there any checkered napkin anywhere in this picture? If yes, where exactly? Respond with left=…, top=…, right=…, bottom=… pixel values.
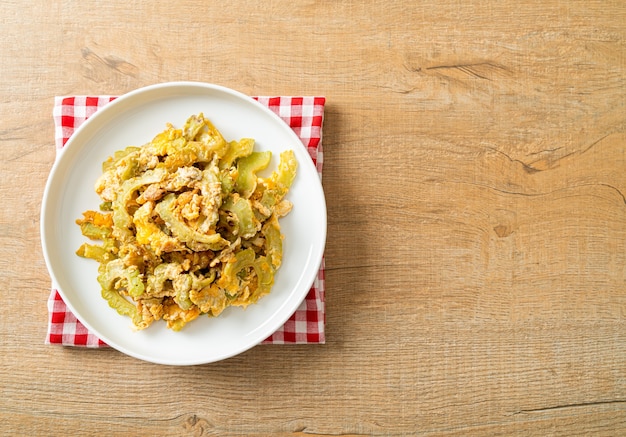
left=46, top=95, right=326, bottom=347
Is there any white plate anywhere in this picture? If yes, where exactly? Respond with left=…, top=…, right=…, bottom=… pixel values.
left=41, top=82, right=326, bottom=365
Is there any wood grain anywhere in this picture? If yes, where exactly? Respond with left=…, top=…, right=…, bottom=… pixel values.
left=1, top=0, right=625, bottom=435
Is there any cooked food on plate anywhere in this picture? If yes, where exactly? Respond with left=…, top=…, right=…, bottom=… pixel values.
left=76, top=113, right=297, bottom=331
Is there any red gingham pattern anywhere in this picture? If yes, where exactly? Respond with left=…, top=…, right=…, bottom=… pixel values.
left=46, top=94, right=326, bottom=347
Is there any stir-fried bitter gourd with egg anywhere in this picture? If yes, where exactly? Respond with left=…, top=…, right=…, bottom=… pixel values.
left=76, top=114, right=297, bottom=331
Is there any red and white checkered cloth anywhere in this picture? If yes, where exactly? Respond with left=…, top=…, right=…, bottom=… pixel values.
left=46, top=94, right=326, bottom=347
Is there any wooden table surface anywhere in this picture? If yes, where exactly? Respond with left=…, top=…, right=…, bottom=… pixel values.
left=2, top=1, right=625, bottom=435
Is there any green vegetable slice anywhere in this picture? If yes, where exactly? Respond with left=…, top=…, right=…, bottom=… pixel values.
left=249, top=256, right=274, bottom=303
left=217, top=248, right=275, bottom=302
left=100, top=287, right=142, bottom=327
left=262, top=214, right=283, bottom=269
left=112, top=168, right=169, bottom=240
left=97, top=258, right=145, bottom=298
left=219, top=138, right=254, bottom=169
left=236, top=151, right=271, bottom=199
left=77, top=222, right=111, bottom=240
left=258, top=150, right=297, bottom=215
left=102, top=146, right=140, bottom=173
left=147, top=262, right=183, bottom=294
left=154, top=193, right=229, bottom=251
left=76, top=243, right=116, bottom=264
left=222, top=194, right=259, bottom=239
